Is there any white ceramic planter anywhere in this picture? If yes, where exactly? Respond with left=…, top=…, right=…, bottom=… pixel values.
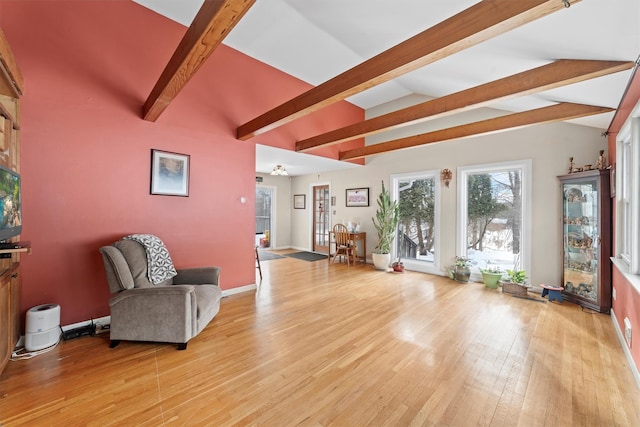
left=372, top=253, right=391, bottom=271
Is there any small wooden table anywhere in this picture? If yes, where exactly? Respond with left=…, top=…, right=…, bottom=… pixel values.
left=540, top=284, right=564, bottom=302
left=329, top=231, right=366, bottom=264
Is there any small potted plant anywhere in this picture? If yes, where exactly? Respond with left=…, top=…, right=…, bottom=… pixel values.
left=447, top=256, right=471, bottom=283
left=480, top=265, right=503, bottom=289
left=501, top=268, right=529, bottom=295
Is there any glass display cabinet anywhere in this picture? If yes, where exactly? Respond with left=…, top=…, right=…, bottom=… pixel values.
left=558, top=169, right=611, bottom=313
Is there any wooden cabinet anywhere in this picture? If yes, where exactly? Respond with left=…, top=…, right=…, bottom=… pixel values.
left=0, top=264, right=20, bottom=372
left=558, top=169, right=611, bottom=313
left=0, top=28, right=23, bottom=375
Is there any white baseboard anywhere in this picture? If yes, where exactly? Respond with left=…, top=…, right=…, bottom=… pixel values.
left=222, top=284, right=256, bottom=297
left=61, top=315, right=111, bottom=332
left=611, top=308, right=640, bottom=390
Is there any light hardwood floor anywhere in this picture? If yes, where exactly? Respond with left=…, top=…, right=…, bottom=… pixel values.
left=1, top=251, right=639, bottom=426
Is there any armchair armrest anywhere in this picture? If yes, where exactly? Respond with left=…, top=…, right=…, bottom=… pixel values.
left=173, top=267, right=220, bottom=286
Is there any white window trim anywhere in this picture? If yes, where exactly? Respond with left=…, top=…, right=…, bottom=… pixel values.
left=615, top=112, right=640, bottom=281
left=456, top=159, right=532, bottom=279
left=391, top=170, right=441, bottom=275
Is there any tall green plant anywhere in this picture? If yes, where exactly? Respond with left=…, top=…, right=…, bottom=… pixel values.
left=372, top=181, right=400, bottom=254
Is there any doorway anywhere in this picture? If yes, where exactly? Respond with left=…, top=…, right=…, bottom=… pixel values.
left=256, top=185, right=275, bottom=248
left=392, top=171, right=441, bottom=274
left=312, top=184, right=330, bottom=253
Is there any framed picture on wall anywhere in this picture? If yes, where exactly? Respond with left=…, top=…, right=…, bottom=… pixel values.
left=293, top=194, right=306, bottom=209
left=150, top=149, right=190, bottom=196
left=346, top=187, right=369, bottom=207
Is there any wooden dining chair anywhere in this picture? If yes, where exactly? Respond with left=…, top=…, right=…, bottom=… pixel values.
left=332, top=223, right=355, bottom=265
left=255, top=245, right=262, bottom=280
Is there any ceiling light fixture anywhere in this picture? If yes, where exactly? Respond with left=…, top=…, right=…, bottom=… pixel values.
left=270, top=165, right=288, bottom=176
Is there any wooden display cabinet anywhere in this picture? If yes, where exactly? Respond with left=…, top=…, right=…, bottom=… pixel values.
left=558, top=169, right=611, bottom=313
left=0, top=27, right=24, bottom=375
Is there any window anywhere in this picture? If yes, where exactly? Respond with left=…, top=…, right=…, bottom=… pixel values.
left=616, top=116, right=640, bottom=275
left=457, top=160, right=532, bottom=277
left=391, top=171, right=441, bottom=274
left=619, top=137, right=632, bottom=263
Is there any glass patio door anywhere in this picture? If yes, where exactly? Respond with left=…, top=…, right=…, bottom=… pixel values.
left=392, top=171, right=440, bottom=274
left=457, top=160, right=531, bottom=276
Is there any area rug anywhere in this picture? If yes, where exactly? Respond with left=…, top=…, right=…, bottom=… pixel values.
left=283, top=251, right=328, bottom=262
left=257, top=251, right=285, bottom=261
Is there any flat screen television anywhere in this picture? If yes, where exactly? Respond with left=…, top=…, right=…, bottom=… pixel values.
left=0, top=164, right=21, bottom=242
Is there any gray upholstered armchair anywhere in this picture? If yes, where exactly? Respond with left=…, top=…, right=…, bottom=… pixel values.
left=99, top=237, right=222, bottom=350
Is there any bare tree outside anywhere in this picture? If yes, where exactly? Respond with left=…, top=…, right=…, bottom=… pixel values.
left=397, top=177, right=436, bottom=262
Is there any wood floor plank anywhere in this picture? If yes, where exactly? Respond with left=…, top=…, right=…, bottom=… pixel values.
left=1, top=254, right=638, bottom=426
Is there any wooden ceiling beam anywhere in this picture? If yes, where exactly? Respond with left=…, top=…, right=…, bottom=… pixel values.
left=339, top=103, right=613, bottom=161
left=143, top=0, right=255, bottom=122
left=297, top=60, right=632, bottom=152
left=237, top=0, right=582, bottom=140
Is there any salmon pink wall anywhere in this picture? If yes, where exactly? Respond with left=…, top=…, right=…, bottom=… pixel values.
left=1, top=1, right=363, bottom=326
left=612, top=268, right=640, bottom=364
left=607, top=69, right=640, bottom=373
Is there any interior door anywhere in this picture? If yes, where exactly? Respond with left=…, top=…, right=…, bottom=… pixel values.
left=313, top=185, right=330, bottom=253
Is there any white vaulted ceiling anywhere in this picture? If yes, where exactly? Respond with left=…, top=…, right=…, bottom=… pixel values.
left=134, top=0, right=640, bottom=174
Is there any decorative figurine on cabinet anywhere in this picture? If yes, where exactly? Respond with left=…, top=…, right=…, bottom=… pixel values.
left=596, top=150, right=607, bottom=170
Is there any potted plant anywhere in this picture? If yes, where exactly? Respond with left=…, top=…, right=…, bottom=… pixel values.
left=480, top=265, right=503, bottom=289
left=392, top=258, right=405, bottom=272
left=371, top=181, right=400, bottom=270
left=501, top=268, right=529, bottom=295
left=446, top=256, right=472, bottom=282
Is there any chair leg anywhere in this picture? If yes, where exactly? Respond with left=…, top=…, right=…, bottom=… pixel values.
left=333, top=248, right=347, bottom=264
left=177, top=343, right=188, bottom=350
left=255, top=246, right=262, bottom=279
left=109, top=340, right=120, bottom=349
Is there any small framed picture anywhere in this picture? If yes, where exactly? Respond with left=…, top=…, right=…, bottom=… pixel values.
left=150, top=149, right=190, bottom=197
left=293, top=194, right=306, bottom=209
left=346, top=187, right=369, bottom=207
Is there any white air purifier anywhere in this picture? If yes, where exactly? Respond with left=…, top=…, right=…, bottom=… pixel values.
left=25, top=304, right=61, bottom=351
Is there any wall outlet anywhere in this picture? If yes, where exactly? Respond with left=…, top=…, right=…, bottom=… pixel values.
left=624, top=317, right=632, bottom=349
left=612, top=286, right=616, bottom=300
